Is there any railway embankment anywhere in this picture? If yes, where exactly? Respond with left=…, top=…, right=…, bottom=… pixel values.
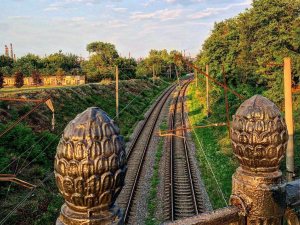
left=0, top=78, right=171, bottom=225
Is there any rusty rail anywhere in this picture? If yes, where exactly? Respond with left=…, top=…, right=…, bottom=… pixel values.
left=124, top=83, right=178, bottom=223
left=168, top=80, right=201, bottom=220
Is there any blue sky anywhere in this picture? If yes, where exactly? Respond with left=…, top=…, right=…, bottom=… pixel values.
left=0, top=0, right=251, bottom=59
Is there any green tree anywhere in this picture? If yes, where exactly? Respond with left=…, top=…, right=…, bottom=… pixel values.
left=0, top=55, right=13, bottom=68
left=86, top=42, right=119, bottom=66
left=13, top=53, right=40, bottom=77
left=195, top=0, right=300, bottom=103
left=40, top=51, right=79, bottom=75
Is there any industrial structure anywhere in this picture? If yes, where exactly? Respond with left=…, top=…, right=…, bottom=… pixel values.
left=4, top=43, right=16, bottom=60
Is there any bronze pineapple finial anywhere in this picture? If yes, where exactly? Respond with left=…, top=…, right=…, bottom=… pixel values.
left=55, top=107, right=126, bottom=224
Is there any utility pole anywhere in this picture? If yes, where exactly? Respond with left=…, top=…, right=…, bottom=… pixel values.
left=223, top=65, right=231, bottom=139
left=153, top=65, right=155, bottom=85
left=116, top=66, right=119, bottom=119
left=175, top=64, right=179, bottom=83
left=206, top=64, right=210, bottom=117
left=195, top=70, right=198, bottom=88
left=284, top=57, right=294, bottom=181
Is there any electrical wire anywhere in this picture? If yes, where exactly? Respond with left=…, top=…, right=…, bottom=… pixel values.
left=187, top=114, right=228, bottom=207
left=0, top=171, right=54, bottom=225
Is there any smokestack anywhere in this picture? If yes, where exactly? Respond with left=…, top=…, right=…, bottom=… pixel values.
left=5, top=45, right=8, bottom=57
left=129, top=52, right=130, bottom=59
left=10, top=43, right=13, bottom=59
left=184, top=50, right=186, bottom=58
left=45, top=54, right=47, bottom=58
left=14, top=54, right=16, bottom=60
left=189, top=52, right=191, bottom=60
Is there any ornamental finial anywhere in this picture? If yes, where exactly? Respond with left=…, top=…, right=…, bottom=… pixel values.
left=231, top=95, right=288, bottom=172
left=55, top=107, right=126, bottom=224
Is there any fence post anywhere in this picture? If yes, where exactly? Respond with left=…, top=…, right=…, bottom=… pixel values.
left=55, top=107, right=126, bottom=225
left=230, top=95, right=288, bottom=224
left=284, top=57, right=294, bottom=182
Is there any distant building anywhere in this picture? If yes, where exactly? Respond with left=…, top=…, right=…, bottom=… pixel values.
left=3, top=75, right=86, bottom=87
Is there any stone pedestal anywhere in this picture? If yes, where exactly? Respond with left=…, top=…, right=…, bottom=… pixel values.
left=56, top=203, right=124, bottom=225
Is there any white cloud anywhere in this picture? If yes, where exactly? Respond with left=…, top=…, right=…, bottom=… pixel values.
left=8, top=16, right=31, bottom=19
left=154, top=0, right=204, bottom=5
left=113, top=7, right=127, bottom=12
left=44, top=2, right=67, bottom=11
left=72, top=17, right=85, bottom=21
left=140, top=2, right=149, bottom=7
left=130, top=12, right=156, bottom=19
left=66, top=0, right=121, bottom=3
left=130, top=9, right=183, bottom=21
left=189, top=1, right=251, bottom=19
left=112, top=24, right=127, bottom=28
left=91, top=22, right=104, bottom=27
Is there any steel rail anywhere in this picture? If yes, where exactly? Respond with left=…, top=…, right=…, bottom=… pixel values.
left=170, top=80, right=199, bottom=221
left=124, top=83, right=178, bottom=222
left=180, top=81, right=199, bottom=215
left=126, top=83, right=179, bottom=158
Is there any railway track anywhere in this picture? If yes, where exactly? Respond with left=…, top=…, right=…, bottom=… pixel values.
left=117, top=83, right=178, bottom=224
left=164, top=80, right=204, bottom=221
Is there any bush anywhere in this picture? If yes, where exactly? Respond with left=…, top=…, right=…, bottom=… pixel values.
left=20, top=105, right=31, bottom=116
left=86, top=96, right=94, bottom=104
left=0, top=101, right=8, bottom=110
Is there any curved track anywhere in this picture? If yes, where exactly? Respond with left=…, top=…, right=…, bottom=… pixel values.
left=117, top=83, right=178, bottom=224
left=165, top=80, right=204, bottom=221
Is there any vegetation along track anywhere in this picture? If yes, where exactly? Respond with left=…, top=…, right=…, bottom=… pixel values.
left=164, top=80, right=204, bottom=221
left=117, top=82, right=178, bottom=224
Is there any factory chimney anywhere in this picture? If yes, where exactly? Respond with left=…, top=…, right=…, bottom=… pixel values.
left=5, top=45, right=8, bottom=57
left=10, top=43, right=13, bottom=59
left=14, top=54, right=16, bottom=60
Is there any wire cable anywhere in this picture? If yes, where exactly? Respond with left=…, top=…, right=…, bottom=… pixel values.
left=187, top=113, right=228, bottom=207
left=0, top=171, right=54, bottom=225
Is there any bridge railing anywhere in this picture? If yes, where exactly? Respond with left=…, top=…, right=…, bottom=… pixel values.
left=165, top=94, right=300, bottom=225
left=53, top=94, right=300, bottom=225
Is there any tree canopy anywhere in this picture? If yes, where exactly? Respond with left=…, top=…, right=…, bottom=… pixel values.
left=195, top=0, right=300, bottom=103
